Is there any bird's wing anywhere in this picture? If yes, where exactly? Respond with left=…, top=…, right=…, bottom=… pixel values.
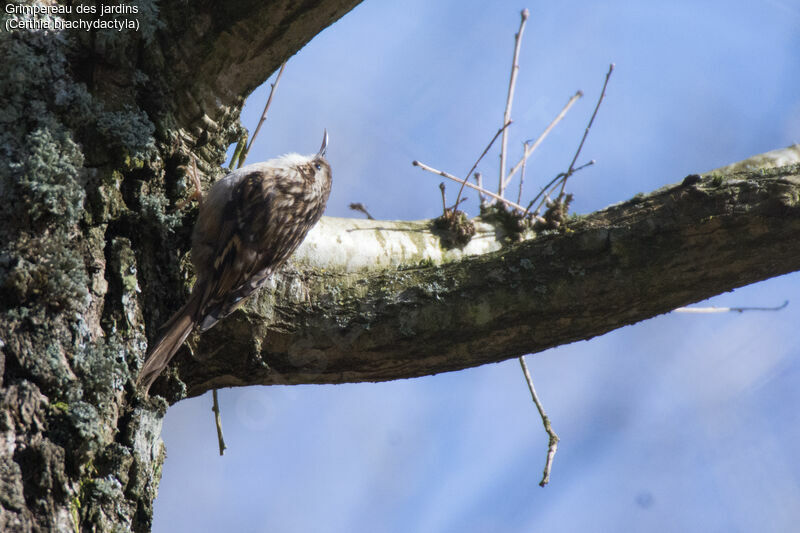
left=196, top=171, right=278, bottom=330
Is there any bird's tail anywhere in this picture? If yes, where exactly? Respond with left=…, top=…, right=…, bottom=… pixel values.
left=137, top=293, right=202, bottom=394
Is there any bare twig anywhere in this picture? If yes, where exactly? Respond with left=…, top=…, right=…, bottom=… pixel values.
left=474, top=172, right=487, bottom=205
left=413, top=160, right=541, bottom=218
left=674, top=300, right=789, bottom=313
left=524, top=160, right=595, bottom=217
left=448, top=197, right=469, bottom=212
left=498, top=9, right=530, bottom=197
left=518, top=355, right=558, bottom=487
left=228, top=131, right=248, bottom=169
left=569, top=159, right=596, bottom=174
left=454, top=121, right=512, bottom=208
left=173, top=154, right=204, bottom=211
left=535, top=160, right=595, bottom=216
left=190, top=155, right=202, bottom=206
left=348, top=203, right=375, bottom=220
left=524, top=173, right=564, bottom=216
left=517, top=140, right=529, bottom=205
left=238, top=61, right=287, bottom=168
left=504, top=90, right=583, bottom=188
left=439, top=183, right=447, bottom=215
left=558, top=63, right=614, bottom=198
left=211, top=389, right=227, bottom=456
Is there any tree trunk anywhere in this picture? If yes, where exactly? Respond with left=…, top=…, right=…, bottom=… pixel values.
left=0, top=1, right=362, bottom=530
left=1, top=2, right=798, bottom=531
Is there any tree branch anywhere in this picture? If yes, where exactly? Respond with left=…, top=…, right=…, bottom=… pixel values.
left=164, top=150, right=800, bottom=401
left=155, top=0, right=363, bottom=150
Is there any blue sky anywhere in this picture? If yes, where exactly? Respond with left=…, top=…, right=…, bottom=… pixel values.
left=154, top=1, right=800, bottom=531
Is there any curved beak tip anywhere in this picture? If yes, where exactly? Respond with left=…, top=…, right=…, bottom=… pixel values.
left=318, top=129, right=329, bottom=157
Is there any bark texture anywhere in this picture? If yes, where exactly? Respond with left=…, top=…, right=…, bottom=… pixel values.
left=0, top=0, right=361, bottom=531
left=1, top=1, right=798, bottom=531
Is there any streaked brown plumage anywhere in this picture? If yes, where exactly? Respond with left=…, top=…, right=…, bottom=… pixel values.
left=137, top=131, right=332, bottom=393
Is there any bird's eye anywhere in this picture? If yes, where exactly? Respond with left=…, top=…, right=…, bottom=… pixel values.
left=314, top=163, right=322, bottom=171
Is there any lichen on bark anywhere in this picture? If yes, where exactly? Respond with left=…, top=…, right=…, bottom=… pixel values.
left=0, top=4, right=166, bottom=530
left=1, top=0, right=365, bottom=529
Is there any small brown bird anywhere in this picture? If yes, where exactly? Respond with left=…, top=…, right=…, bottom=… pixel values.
left=137, top=131, right=332, bottom=393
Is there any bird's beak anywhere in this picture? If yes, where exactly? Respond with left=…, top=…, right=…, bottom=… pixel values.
left=317, top=129, right=328, bottom=157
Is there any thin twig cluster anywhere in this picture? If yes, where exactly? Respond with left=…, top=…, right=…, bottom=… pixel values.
left=411, top=8, right=615, bottom=486
left=413, top=11, right=614, bottom=238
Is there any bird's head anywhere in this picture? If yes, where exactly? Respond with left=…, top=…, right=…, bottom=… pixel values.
left=272, top=129, right=332, bottom=198
left=309, top=128, right=332, bottom=194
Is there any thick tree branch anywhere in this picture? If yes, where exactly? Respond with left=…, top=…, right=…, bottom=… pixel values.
left=160, top=150, right=800, bottom=400
left=155, top=0, right=363, bottom=149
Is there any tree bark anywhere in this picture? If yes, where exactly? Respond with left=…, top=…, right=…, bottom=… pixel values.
left=171, top=156, right=800, bottom=399
left=0, top=1, right=361, bottom=531
left=1, top=2, right=798, bottom=532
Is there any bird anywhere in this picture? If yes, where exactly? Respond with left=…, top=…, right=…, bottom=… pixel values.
left=137, top=130, right=332, bottom=393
